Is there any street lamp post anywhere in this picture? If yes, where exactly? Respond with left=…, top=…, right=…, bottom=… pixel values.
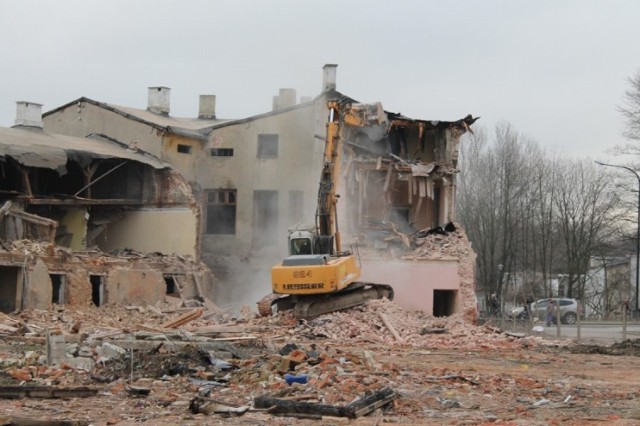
left=595, top=161, right=640, bottom=318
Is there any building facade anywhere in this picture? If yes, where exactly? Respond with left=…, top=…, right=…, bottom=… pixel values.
left=42, top=65, right=478, bottom=319
left=0, top=102, right=210, bottom=312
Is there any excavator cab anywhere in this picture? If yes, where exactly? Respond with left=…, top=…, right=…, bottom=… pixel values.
left=288, top=229, right=334, bottom=257
left=290, top=237, right=312, bottom=255
left=288, top=226, right=315, bottom=255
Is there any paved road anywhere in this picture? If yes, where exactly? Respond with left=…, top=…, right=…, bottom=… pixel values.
left=540, top=321, right=640, bottom=344
left=484, top=317, right=640, bottom=344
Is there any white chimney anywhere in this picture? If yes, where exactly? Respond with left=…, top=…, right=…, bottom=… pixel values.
left=278, top=88, right=297, bottom=108
left=14, top=101, right=43, bottom=128
left=322, top=64, right=338, bottom=91
left=198, top=95, right=216, bottom=119
left=148, top=86, right=170, bottom=115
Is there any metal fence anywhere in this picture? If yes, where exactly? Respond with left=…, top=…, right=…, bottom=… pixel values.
left=478, top=305, right=640, bottom=344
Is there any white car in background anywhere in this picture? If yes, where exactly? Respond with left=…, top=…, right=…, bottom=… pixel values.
left=531, top=298, right=581, bottom=325
left=508, top=298, right=581, bottom=325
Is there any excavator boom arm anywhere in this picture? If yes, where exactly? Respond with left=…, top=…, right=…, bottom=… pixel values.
left=316, top=102, right=342, bottom=252
left=261, top=99, right=394, bottom=319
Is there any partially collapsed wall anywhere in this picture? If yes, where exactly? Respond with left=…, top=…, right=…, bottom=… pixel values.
left=0, top=240, right=214, bottom=313
left=357, top=225, right=477, bottom=324
left=337, top=101, right=478, bottom=322
left=0, top=121, right=211, bottom=312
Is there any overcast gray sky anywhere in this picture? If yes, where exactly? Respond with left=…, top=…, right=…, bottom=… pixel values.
left=1, top=0, right=638, bottom=159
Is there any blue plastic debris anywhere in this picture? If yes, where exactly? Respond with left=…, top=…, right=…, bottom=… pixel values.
left=284, top=373, right=308, bottom=386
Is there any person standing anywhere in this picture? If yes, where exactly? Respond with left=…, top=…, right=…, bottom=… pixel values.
left=546, top=300, right=557, bottom=326
left=490, top=293, right=500, bottom=317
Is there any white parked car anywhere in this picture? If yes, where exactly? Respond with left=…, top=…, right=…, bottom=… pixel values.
left=531, top=298, right=581, bottom=325
left=508, top=298, right=581, bottom=324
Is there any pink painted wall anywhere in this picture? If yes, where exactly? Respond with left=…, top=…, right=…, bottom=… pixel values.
left=360, top=259, right=460, bottom=314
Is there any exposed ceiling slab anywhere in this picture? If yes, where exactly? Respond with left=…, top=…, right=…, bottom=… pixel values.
left=0, top=127, right=169, bottom=171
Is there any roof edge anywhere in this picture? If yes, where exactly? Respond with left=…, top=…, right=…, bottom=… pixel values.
left=44, top=97, right=167, bottom=132
left=201, top=89, right=353, bottom=133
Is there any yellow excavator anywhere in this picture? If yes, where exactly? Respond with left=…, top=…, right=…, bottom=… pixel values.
left=258, top=99, right=394, bottom=319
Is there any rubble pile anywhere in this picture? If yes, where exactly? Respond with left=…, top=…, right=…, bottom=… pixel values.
left=409, top=225, right=473, bottom=260
left=0, top=302, right=244, bottom=390
left=0, top=300, right=406, bottom=422
left=1, top=299, right=638, bottom=424
left=1, top=239, right=203, bottom=267
left=357, top=221, right=472, bottom=260
left=0, top=239, right=60, bottom=256
left=0, top=303, right=226, bottom=339
left=297, top=298, right=540, bottom=350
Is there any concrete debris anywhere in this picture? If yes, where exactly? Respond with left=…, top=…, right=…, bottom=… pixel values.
left=160, top=308, right=203, bottom=329
left=0, top=385, right=98, bottom=399
left=359, top=221, right=470, bottom=260
left=253, top=386, right=396, bottom=419
left=295, top=298, right=533, bottom=350
left=0, top=300, right=638, bottom=424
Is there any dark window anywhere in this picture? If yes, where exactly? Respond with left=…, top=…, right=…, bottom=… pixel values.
left=50, top=274, right=65, bottom=304
left=253, top=190, right=279, bottom=244
left=164, top=275, right=178, bottom=295
left=206, top=189, right=237, bottom=234
left=433, top=289, right=457, bottom=317
left=210, top=148, right=234, bottom=157
left=257, top=134, right=278, bottom=158
left=177, top=144, right=192, bottom=154
left=0, top=266, right=19, bottom=313
left=289, top=190, right=304, bottom=225
left=89, top=275, right=104, bottom=306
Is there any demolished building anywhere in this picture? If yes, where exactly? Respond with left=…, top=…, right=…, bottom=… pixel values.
left=325, top=101, right=479, bottom=323
left=43, top=81, right=331, bottom=306
left=0, top=102, right=213, bottom=312
left=42, top=65, right=478, bottom=321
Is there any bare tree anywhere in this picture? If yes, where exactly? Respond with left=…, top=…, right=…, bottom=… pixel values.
left=458, top=123, right=534, bottom=307
left=458, top=127, right=497, bottom=296
left=619, top=70, right=640, bottom=142
left=552, top=160, right=617, bottom=299
left=530, top=153, right=557, bottom=297
left=458, top=122, right=621, bottom=316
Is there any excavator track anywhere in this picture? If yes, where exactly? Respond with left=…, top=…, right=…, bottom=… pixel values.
left=257, top=293, right=280, bottom=317
left=257, top=293, right=295, bottom=317
left=257, top=282, right=394, bottom=320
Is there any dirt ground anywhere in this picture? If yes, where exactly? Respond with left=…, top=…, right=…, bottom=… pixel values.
left=1, top=301, right=640, bottom=425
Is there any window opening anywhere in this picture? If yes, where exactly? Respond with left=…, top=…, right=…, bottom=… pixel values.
left=0, top=266, right=19, bottom=313
left=89, top=275, right=104, bottom=307
left=177, top=144, right=192, bottom=154
left=288, top=190, right=304, bottom=225
left=206, top=189, right=237, bottom=234
left=253, top=190, right=279, bottom=245
left=433, top=289, right=456, bottom=317
left=257, top=134, right=278, bottom=158
left=164, top=275, right=178, bottom=295
left=50, top=274, right=65, bottom=304
left=210, top=148, right=234, bottom=157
